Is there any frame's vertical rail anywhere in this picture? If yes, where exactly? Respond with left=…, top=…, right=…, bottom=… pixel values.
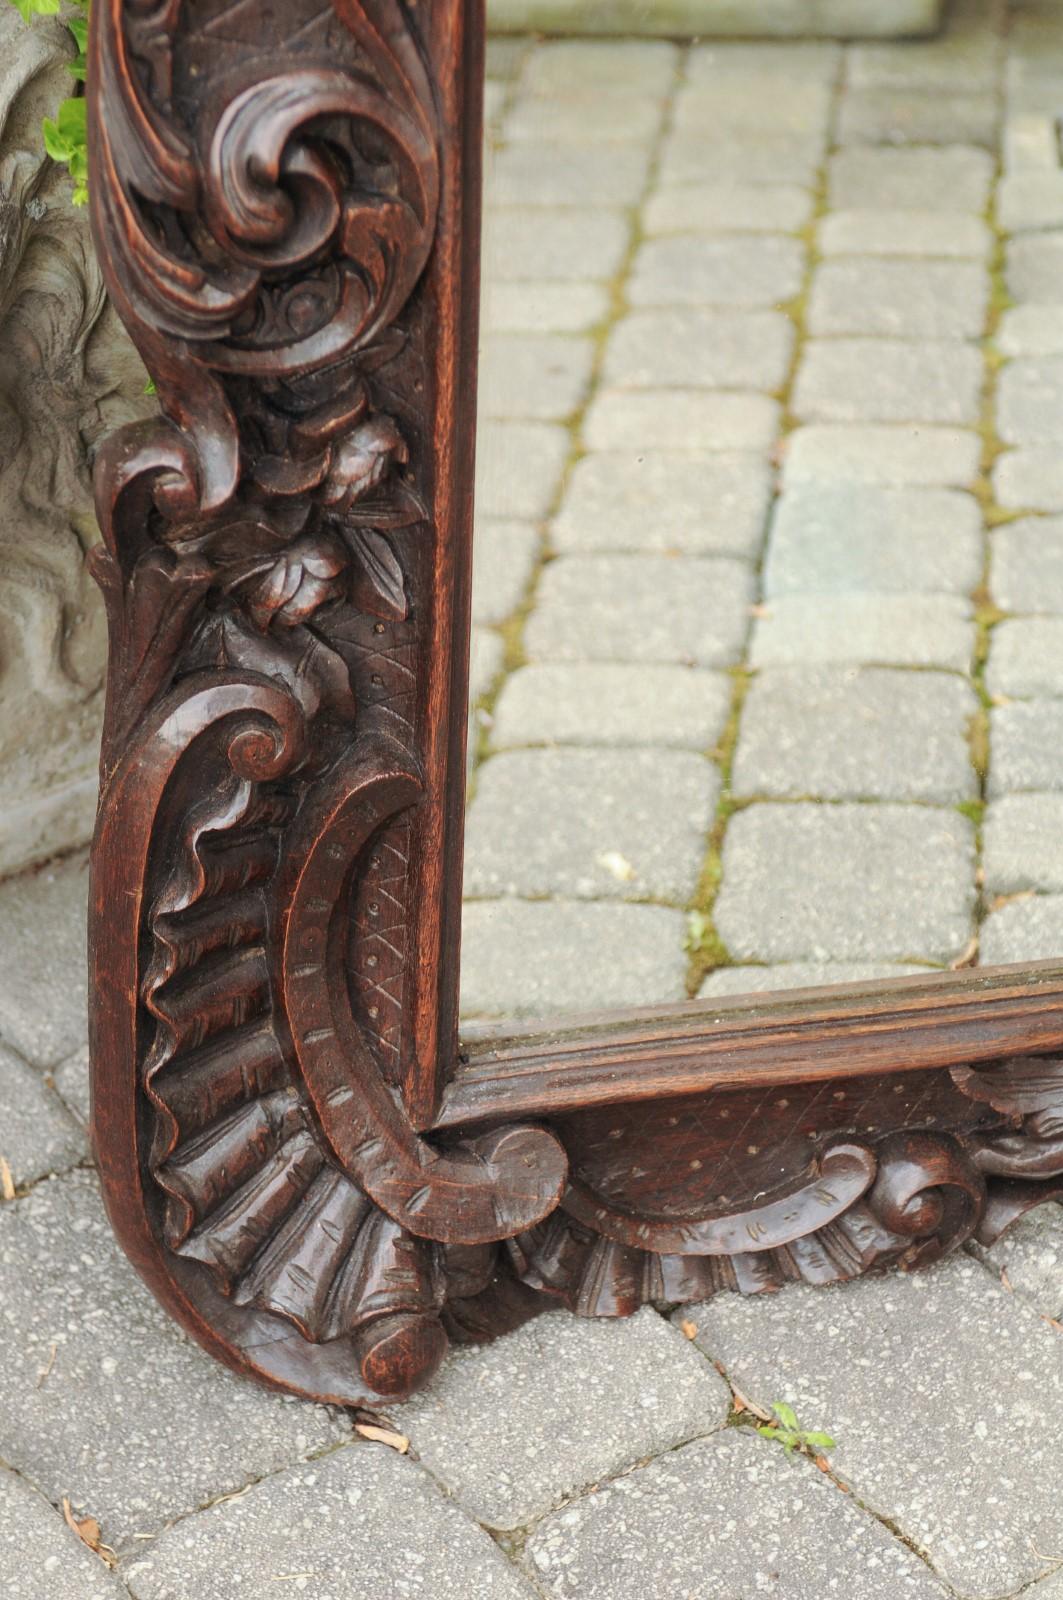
left=85, top=0, right=565, bottom=1405
left=408, top=0, right=486, bottom=1128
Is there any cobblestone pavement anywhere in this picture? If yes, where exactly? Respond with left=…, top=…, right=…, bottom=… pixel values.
left=6, top=2, right=1063, bottom=1596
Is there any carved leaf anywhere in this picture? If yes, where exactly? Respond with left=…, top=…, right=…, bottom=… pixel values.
left=347, top=526, right=408, bottom=620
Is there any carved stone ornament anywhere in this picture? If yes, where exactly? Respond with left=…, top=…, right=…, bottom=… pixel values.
left=0, top=8, right=151, bottom=875
left=85, top=0, right=1063, bottom=1409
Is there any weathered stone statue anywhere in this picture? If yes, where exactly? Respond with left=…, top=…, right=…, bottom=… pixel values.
left=0, top=9, right=148, bottom=875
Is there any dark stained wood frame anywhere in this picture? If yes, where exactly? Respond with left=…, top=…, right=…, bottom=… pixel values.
left=84, top=0, right=1063, bottom=1406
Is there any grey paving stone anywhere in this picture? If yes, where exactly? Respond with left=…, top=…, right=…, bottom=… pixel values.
left=999, top=172, right=1063, bottom=233
left=459, top=899, right=688, bottom=1015
left=0, top=1465, right=126, bottom=1600
left=783, top=424, right=982, bottom=488
left=793, top=339, right=983, bottom=426
left=828, top=145, right=995, bottom=212
left=482, top=208, right=629, bottom=283
left=808, top=260, right=988, bottom=339
left=52, top=1042, right=89, bottom=1126
left=489, top=0, right=944, bottom=37
left=0, top=851, right=88, bottom=1067
left=819, top=209, right=992, bottom=258
left=483, top=79, right=506, bottom=125
left=502, top=90, right=664, bottom=146
left=464, top=748, right=716, bottom=904
left=765, top=484, right=982, bottom=596
left=470, top=628, right=505, bottom=706
left=0, top=1171, right=347, bottom=1548
left=482, top=281, right=610, bottom=335
left=751, top=595, right=974, bottom=672
left=989, top=701, right=1063, bottom=796
left=980, top=894, right=1063, bottom=964
left=984, top=794, right=1063, bottom=893
left=660, top=133, right=824, bottom=189
left=479, top=334, right=594, bottom=422
left=601, top=308, right=794, bottom=393
left=525, top=554, right=754, bottom=667
left=991, top=515, right=1063, bottom=614
left=476, top=422, right=569, bottom=520
left=673, top=84, right=832, bottom=143
left=583, top=389, right=779, bottom=453
left=0, top=1042, right=86, bottom=1189
left=552, top=452, right=772, bottom=559
left=629, top=235, right=806, bottom=310
left=995, top=448, right=1063, bottom=513
left=998, top=305, right=1063, bottom=358
left=123, top=1445, right=534, bottom=1600
left=523, top=1428, right=949, bottom=1600
left=976, top=1203, right=1063, bottom=1321
left=837, top=88, right=998, bottom=148
left=1007, top=233, right=1063, bottom=306
left=683, top=1258, right=1063, bottom=1598
left=685, top=41, right=841, bottom=83
left=487, top=142, right=651, bottom=207
left=472, top=519, right=540, bottom=626
left=485, top=36, right=529, bottom=79
left=518, top=38, right=679, bottom=96
left=998, top=357, right=1063, bottom=447
left=848, top=34, right=1000, bottom=92
left=643, top=182, right=814, bottom=238
left=986, top=618, right=1063, bottom=698
left=714, top=803, right=976, bottom=962
left=733, top=667, right=978, bottom=802
left=1003, top=113, right=1061, bottom=173
left=700, top=961, right=927, bottom=997
left=400, top=1309, right=729, bottom=1531
left=491, top=663, right=732, bottom=751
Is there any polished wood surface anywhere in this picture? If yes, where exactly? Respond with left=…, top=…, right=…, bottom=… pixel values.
left=85, top=0, right=1063, bottom=1407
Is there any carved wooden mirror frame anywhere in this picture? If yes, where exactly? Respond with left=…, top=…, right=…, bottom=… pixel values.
left=84, top=0, right=1063, bottom=1406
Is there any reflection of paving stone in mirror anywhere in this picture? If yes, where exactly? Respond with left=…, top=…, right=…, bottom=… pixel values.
left=468, top=0, right=1032, bottom=1021
left=488, top=0, right=943, bottom=40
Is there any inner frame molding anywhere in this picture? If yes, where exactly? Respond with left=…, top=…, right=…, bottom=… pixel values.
left=84, top=0, right=1063, bottom=1407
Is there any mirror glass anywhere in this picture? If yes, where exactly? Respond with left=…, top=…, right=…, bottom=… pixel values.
left=459, top=8, right=1053, bottom=1030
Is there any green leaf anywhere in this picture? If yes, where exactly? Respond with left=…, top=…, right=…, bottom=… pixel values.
left=802, top=1432, right=837, bottom=1451
left=56, top=95, right=87, bottom=140
left=144, top=379, right=157, bottom=396
left=783, top=1438, right=797, bottom=1455
left=772, top=1402, right=799, bottom=1432
left=11, top=0, right=63, bottom=17
left=755, top=1426, right=783, bottom=1441
left=41, top=116, right=72, bottom=162
left=68, top=56, right=87, bottom=80
left=66, top=12, right=88, bottom=47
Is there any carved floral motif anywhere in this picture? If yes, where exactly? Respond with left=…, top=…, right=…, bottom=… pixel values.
left=86, top=0, right=1063, bottom=1410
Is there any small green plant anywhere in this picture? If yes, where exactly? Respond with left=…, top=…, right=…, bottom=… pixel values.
left=8, top=0, right=90, bottom=205
left=755, top=1401, right=837, bottom=1459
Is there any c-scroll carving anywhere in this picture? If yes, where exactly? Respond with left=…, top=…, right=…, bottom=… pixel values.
left=87, top=0, right=564, bottom=1406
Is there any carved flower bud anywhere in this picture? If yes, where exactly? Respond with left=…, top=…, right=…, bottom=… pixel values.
left=245, top=533, right=347, bottom=631
left=321, top=415, right=408, bottom=513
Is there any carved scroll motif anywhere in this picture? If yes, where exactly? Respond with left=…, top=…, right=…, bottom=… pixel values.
left=86, top=0, right=1063, bottom=1409
left=493, top=1065, right=1063, bottom=1327
left=87, top=0, right=565, bottom=1405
